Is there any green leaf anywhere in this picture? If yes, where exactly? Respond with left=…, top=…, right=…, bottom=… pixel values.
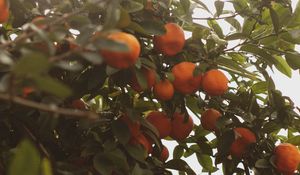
left=13, top=52, right=50, bottom=76
left=287, top=135, right=300, bottom=146
left=41, top=158, right=53, bottom=175
left=8, top=140, right=41, bottom=175
left=252, top=81, right=268, bottom=94
left=32, top=75, right=72, bottom=98
left=95, top=38, right=129, bottom=52
left=193, top=0, right=210, bottom=12
left=132, top=164, right=153, bottom=175
left=207, top=20, right=224, bottom=38
left=103, top=3, right=120, bottom=29
left=80, top=52, right=103, bottom=65
left=273, top=55, right=292, bottom=78
left=225, top=33, right=247, bottom=40
left=255, top=159, right=270, bottom=169
left=180, top=0, right=191, bottom=13
left=240, top=44, right=276, bottom=66
left=121, top=1, right=144, bottom=13
left=225, top=17, right=241, bottom=31
left=196, top=154, right=215, bottom=172
left=214, top=1, right=224, bottom=17
left=124, top=144, right=147, bottom=162
left=242, top=17, right=256, bottom=35
left=93, top=153, right=114, bottom=175
left=173, top=145, right=184, bottom=159
left=139, top=20, right=166, bottom=35
left=285, top=52, right=300, bottom=70
left=112, top=120, right=131, bottom=145
left=287, top=0, right=300, bottom=28
left=165, top=159, right=196, bottom=175
left=269, top=7, right=280, bottom=34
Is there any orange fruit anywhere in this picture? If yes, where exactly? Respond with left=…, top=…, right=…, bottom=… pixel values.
left=32, top=16, right=47, bottom=29
left=153, top=23, right=185, bottom=56
left=229, top=127, right=256, bottom=158
left=0, top=0, right=9, bottom=23
left=201, top=108, right=221, bottom=131
left=274, top=143, right=300, bottom=175
left=170, top=112, right=194, bottom=141
left=71, top=99, right=85, bottom=110
left=22, top=87, right=35, bottom=98
left=119, top=115, right=141, bottom=139
left=130, top=134, right=152, bottom=154
left=130, top=67, right=156, bottom=92
left=202, top=69, right=228, bottom=96
left=100, top=32, right=140, bottom=69
left=153, top=79, right=174, bottom=101
left=172, top=62, right=202, bottom=94
left=146, top=111, right=171, bottom=139
left=159, top=145, right=169, bottom=162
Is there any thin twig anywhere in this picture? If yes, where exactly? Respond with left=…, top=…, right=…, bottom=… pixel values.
left=193, top=13, right=238, bottom=20
left=0, top=93, right=98, bottom=119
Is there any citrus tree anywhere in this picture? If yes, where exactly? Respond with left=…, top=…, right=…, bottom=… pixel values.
left=1, top=0, right=300, bottom=174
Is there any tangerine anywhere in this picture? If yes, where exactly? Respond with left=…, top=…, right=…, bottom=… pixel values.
left=146, top=111, right=171, bottom=139
left=153, top=23, right=185, bottom=56
left=0, top=0, right=9, bottom=23
left=100, top=32, right=140, bottom=69
left=153, top=79, right=174, bottom=101
left=201, top=108, right=221, bottom=131
left=202, top=69, right=228, bottom=96
left=229, top=127, right=256, bottom=158
left=170, top=112, right=194, bottom=141
left=130, top=67, right=156, bottom=92
left=159, top=145, right=169, bottom=162
left=119, top=115, right=141, bottom=139
left=172, top=62, right=202, bottom=94
left=274, top=143, right=300, bottom=175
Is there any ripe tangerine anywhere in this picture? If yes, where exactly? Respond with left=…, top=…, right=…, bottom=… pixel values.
left=201, top=108, right=221, bottom=131
left=146, top=111, right=171, bottom=139
left=202, top=69, right=228, bottom=96
left=153, top=23, right=185, bottom=56
left=100, top=32, right=140, bottom=69
left=172, top=62, right=202, bottom=94
left=130, top=67, right=156, bottom=92
left=274, top=143, right=300, bottom=175
left=170, top=112, right=194, bottom=141
left=153, top=79, right=174, bottom=101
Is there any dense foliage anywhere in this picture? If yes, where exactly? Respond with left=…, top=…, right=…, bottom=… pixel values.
left=1, top=0, right=300, bottom=175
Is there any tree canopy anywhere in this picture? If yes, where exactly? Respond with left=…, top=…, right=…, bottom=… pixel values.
left=1, top=0, right=300, bottom=175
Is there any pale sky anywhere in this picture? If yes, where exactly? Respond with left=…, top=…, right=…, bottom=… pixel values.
left=163, top=0, right=300, bottom=174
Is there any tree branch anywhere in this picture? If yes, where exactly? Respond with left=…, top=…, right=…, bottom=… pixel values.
left=0, top=93, right=98, bottom=120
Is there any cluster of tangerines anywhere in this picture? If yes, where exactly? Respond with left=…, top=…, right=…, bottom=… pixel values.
left=3, top=8, right=300, bottom=174
left=118, top=111, right=193, bottom=162
left=98, top=22, right=300, bottom=174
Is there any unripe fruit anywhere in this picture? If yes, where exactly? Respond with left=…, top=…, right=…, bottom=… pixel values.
left=172, top=62, right=202, bottom=94
left=100, top=32, right=140, bottom=69
left=170, top=113, right=194, bottom=141
left=201, top=108, right=221, bottom=131
left=146, top=111, right=171, bottom=139
left=130, top=68, right=156, bottom=92
left=153, top=79, right=174, bottom=101
left=202, top=69, right=228, bottom=96
left=153, top=23, right=185, bottom=56
left=274, top=143, right=300, bottom=175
